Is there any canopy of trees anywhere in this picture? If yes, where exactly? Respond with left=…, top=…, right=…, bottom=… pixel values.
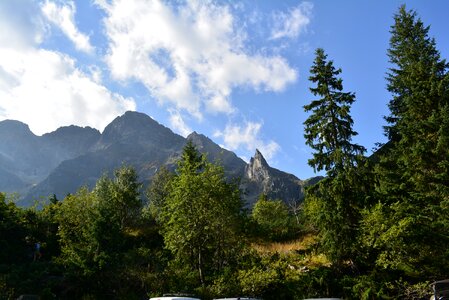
left=1, top=5, right=448, bottom=300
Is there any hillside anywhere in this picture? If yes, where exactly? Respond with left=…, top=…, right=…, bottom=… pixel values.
left=0, top=111, right=320, bottom=206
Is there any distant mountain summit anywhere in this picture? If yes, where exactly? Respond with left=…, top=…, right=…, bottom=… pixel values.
left=242, top=149, right=315, bottom=205
left=0, top=120, right=35, bottom=139
left=99, top=111, right=183, bottom=148
left=246, top=149, right=270, bottom=180
left=0, top=111, right=321, bottom=206
left=0, top=120, right=99, bottom=194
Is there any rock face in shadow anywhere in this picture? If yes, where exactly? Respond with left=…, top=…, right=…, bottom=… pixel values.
left=241, top=149, right=321, bottom=206
left=0, top=111, right=321, bottom=206
left=186, top=131, right=247, bottom=178
left=0, top=120, right=100, bottom=196
left=24, top=111, right=186, bottom=204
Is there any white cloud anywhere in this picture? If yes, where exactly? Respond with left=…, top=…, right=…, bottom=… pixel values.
left=88, top=65, right=103, bottom=84
left=0, top=1, right=135, bottom=135
left=271, top=2, right=312, bottom=40
left=169, top=110, right=192, bottom=137
left=41, top=0, right=94, bottom=54
left=214, top=121, right=280, bottom=161
left=0, top=47, right=135, bottom=135
left=98, top=0, right=297, bottom=120
left=0, top=1, right=46, bottom=49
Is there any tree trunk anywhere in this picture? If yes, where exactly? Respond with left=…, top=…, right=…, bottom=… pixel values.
left=198, top=250, right=204, bottom=286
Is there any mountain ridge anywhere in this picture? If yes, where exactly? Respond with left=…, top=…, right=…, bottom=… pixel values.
left=0, top=111, right=321, bottom=206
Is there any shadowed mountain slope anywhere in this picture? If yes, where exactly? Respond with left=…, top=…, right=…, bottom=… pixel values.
left=0, top=111, right=320, bottom=206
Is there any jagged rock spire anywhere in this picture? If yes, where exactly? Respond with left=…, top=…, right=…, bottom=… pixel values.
left=246, top=149, right=270, bottom=181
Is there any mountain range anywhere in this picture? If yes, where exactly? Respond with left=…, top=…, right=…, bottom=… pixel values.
left=0, top=111, right=321, bottom=206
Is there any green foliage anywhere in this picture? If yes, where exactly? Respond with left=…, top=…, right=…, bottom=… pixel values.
left=385, top=6, right=448, bottom=141
left=0, top=275, right=15, bottom=300
left=97, top=165, right=143, bottom=230
left=160, top=143, right=244, bottom=286
left=56, top=188, right=98, bottom=277
left=303, top=49, right=370, bottom=267
left=2, top=6, right=449, bottom=298
left=0, top=193, right=28, bottom=264
left=251, top=194, right=294, bottom=241
left=304, top=48, right=365, bottom=176
left=305, top=179, right=347, bottom=265
left=145, top=166, right=174, bottom=220
left=237, top=252, right=342, bottom=300
left=55, top=165, right=153, bottom=297
left=368, top=5, right=449, bottom=281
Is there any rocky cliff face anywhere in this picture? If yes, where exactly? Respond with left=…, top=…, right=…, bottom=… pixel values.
left=41, top=125, right=100, bottom=160
left=99, top=111, right=184, bottom=149
left=241, top=149, right=314, bottom=206
left=245, top=149, right=270, bottom=182
left=186, top=131, right=246, bottom=178
left=24, top=112, right=185, bottom=203
left=0, top=111, right=321, bottom=206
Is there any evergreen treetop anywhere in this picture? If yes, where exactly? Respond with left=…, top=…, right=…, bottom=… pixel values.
left=304, top=48, right=365, bottom=176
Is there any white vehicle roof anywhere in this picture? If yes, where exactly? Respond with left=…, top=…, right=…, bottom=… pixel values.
left=214, top=298, right=261, bottom=300
left=303, top=298, right=342, bottom=300
left=149, top=297, right=201, bottom=300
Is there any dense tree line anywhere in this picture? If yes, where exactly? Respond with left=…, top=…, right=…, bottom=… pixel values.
left=0, top=144, right=302, bottom=299
left=1, top=5, right=448, bottom=299
left=302, top=5, right=449, bottom=299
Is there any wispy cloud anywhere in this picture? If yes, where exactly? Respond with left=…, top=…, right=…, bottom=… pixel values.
left=271, top=2, right=313, bottom=40
left=169, top=110, right=192, bottom=137
left=41, top=0, right=94, bottom=54
left=98, top=0, right=297, bottom=120
left=214, top=121, right=280, bottom=161
left=0, top=1, right=46, bottom=49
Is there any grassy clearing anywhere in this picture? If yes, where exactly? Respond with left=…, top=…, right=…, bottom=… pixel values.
left=251, top=234, right=316, bottom=253
left=251, top=234, right=331, bottom=268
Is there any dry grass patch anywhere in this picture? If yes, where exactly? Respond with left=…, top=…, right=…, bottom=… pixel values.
left=252, top=234, right=316, bottom=254
left=251, top=234, right=331, bottom=268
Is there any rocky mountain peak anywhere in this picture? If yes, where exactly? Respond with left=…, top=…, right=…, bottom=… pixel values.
left=245, top=149, right=270, bottom=181
left=0, top=120, right=36, bottom=139
left=1, top=111, right=321, bottom=207
left=41, top=125, right=101, bottom=158
left=0, top=120, right=39, bottom=164
left=186, top=131, right=247, bottom=177
left=187, top=131, right=211, bottom=150
left=44, top=125, right=100, bottom=138
left=186, top=131, right=200, bottom=140
left=99, top=111, right=183, bottom=148
left=102, top=111, right=156, bottom=138
left=242, top=149, right=311, bottom=205
left=254, top=149, right=269, bottom=167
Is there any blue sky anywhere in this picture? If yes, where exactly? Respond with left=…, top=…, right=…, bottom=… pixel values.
left=0, top=0, right=448, bottom=179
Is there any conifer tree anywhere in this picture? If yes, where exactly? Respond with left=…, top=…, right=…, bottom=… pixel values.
left=369, top=5, right=449, bottom=278
left=304, top=48, right=365, bottom=177
left=383, top=6, right=449, bottom=194
left=303, top=48, right=366, bottom=266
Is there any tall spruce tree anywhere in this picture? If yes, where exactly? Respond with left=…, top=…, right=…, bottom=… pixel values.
left=369, top=5, right=449, bottom=278
left=303, top=48, right=366, bottom=266
left=386, top=5, right=449, bottom=197
left=304, top=48, right=365, bottom=177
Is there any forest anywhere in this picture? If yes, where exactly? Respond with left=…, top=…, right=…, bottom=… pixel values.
left=1, top=6, right=449, bottom=299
